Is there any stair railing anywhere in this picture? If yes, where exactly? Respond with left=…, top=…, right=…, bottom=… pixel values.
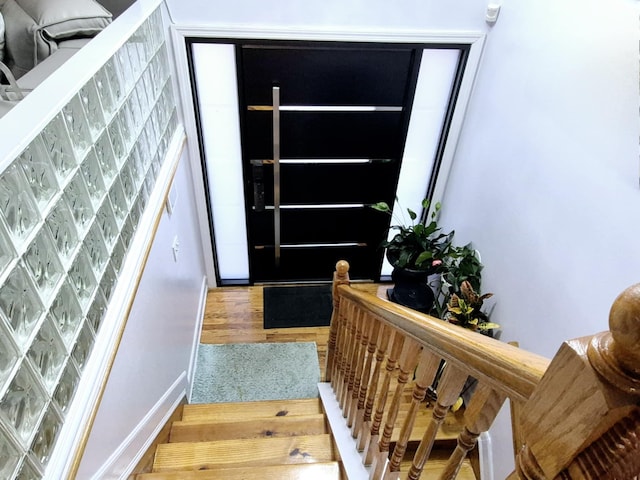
left=324, top=260, right=640, bottom=479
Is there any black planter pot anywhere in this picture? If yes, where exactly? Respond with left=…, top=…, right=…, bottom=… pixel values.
left=387, top=267, right=435, bottom=314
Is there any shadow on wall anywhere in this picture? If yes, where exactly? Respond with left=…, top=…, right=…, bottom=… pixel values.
left=98, top=0, right=136, bottom=18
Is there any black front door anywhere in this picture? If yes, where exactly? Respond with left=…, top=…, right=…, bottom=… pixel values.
left=238, top=43, right=422, bottom=282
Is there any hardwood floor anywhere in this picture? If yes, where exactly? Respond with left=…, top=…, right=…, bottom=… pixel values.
left=200, top=283, right=389, bottom=380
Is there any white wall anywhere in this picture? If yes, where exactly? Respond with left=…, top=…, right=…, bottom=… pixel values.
left=76, top=150, right=207, bottom=478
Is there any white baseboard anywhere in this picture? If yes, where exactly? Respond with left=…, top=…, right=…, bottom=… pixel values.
left=187, top=275, right=208, bottom=401
left=89, top=373, right=187, bottom=480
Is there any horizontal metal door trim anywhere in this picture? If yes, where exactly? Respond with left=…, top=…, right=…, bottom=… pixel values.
left=253, top=203, right=366, bottom=210
left=251, top=158, right=393, bottom=165
left=247, top=105, right=403, bottom=112
left=254, top=242, right=368, bottom=249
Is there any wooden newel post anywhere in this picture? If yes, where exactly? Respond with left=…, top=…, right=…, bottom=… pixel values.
left=511, top=283, right=640, bottom=479
left=325, top=260, right=350, bottom=382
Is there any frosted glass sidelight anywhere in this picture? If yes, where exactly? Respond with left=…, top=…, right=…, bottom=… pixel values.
left=0, top=265, right=44, bottom=349
left=27, top=318, right=66, bottom=392
left=18, top=137, right=59, bottom=212
left=0, top=164, right=40, bottom=243
left=0, top=362, right=47, bottom=446
left=30, top=405, right=61, bottom=468
left=49, top=282, right=83, bottom=348
left=23, top=229, right=64, bottom=304
left=45, top=201, right=79, bottom=267
left=0, top=426, right=22, bottom=479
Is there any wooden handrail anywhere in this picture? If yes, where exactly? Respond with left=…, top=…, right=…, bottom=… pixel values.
left=323, top=260, right=640, bottom=479
left=336, top=284, right=549, bottom=402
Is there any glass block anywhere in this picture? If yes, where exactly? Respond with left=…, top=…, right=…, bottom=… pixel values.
left=95, top=201, right=118, bottom=252
left=102, top=56, right=125, bottom=107
left=45, top=201, right=79, bottom=267
left=84, top=223, right=108, bottom=275
left=156, top=47, right=170, bottom=84
left=23, top=229, right=64, bottom=304
left=138, top=20, right=154, bottom=62
left=107, top=118, right=126, bottom=165
left=41, top=114, right=77, bottom=182
left=129, top=195, right=143, bottom=227
left=68, top=250, right=97, bottom=310
left=100, top=263, right=117, bottom=302
left=71, top=323, right=94, bottom=371
left=111, top=238, right=126, bottom=273
left=49, top=282, right=82, bottom=348
left=119, top=164, right=136, bottom=206
left=135, top=132, right=151, bottom=171
left=80, top=149, right=106, bottom=209
left=141, top=67, right=155, bottom=107
left=143, top=173, right=154, bottom=202
left=0, top=164, right=40, bottom=243
left=135, top=81, right=150, bottom=120
left=125, top=39, right=143, bottom=80
left=0, top=219, right=16, bottom=278
left=150, top=152, right=160, bottom=180
left=94, top=130, right=118, bottom=185
left=148, top=9, right=164, bottom=51
left=0, top=265, right=44, bottom=349
left=115, top=47, right=135, bottom=94
left=0, top=320, right=19, bottom=389
left=94, top=68, right=116, bottom=119
left=18, top=137, right=59, bottom=213
left=62, top=95, right=91, bottom=157
left=63, top=173, right=93, bottom=235
left=86, top=289, right=107, bottom=334
left=15, top=457, right=41, bottom=480
left=127, top=89, right=143, bottom=132
left=0, top=362, right=47, bottom=446
left=0, top=426, right=22, bottom=479
left=53, top=360, right=79, bottom=415
left=27, top=318, right=66, bottom=393
left=117, top=108, right=135, bottom=152
left=109, top=178, right=128, bottom=226
left=30, top=405, right=61, bottom=469
left=121, top=216, right=135, bottom=250
left=129, top=147, right=145, bottom=189
left=79, top=78, right=106, bottom=141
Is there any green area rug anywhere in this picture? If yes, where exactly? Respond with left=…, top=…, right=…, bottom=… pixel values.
left=190, top=342, right=321, bottom=403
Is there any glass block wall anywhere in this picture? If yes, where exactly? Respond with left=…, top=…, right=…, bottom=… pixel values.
left=0, top=8, right=179, bottom=478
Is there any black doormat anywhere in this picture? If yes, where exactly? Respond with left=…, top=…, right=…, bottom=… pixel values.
left=263, top=285, right=333, bottom=329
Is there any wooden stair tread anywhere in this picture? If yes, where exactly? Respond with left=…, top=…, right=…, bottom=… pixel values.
left=391, top=407, right=464, bottom=443
left=181, top=398, right=322, bottom=422
left=169, top=413, right=328, bottom=442
left=152, top=434, right=337, bottom=472
left=138, top=461, right=341, bottom=479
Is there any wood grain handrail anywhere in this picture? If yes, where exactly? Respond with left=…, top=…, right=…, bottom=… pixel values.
left=337, top=284, right=549, bottom=402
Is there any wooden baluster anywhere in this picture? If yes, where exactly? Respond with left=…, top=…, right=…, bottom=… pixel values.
left=407, top=363, right=468, bottom=480
left=340, top=305, right=361, bottom=412
left=335, top=299, right=354, bottom=404
left=347, top=311, right=374, bottom=427
left=344, top=309, right=366, bottom=423
left=358, top=323, right=392, bottom=452
left=370, top=337, right=423, bottom=480
left=325, top=260, right=350, bottom=382
left=511, top=283, right=640, bottom=479
left=353, top=316, right=382, bottom=438
left=364, top=331, right=405, bottom=465
left=331, top=297, right=351, bottom=393
left=383, top=349, right=442, bottom=480
left=439, top=382, right=507, bottom=480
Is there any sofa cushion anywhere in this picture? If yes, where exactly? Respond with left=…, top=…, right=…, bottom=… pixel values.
left=1, top=0, right=111, bottom=78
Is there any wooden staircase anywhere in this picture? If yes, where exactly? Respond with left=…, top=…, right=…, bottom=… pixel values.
left=136, top=395, right=478, bottom=479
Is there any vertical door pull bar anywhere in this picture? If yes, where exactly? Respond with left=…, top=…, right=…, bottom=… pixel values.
left=273, top=86, right=281, bottom=267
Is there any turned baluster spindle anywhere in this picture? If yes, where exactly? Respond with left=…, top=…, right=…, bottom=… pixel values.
left=332, top=298, right=350, bottom=393
left=439, top=382, right=506, bottom=480
left=407, top=363, right=468, bottom=480
left=348, top=311, right=374, bottom=427
left=353, top=317, right=382, bottom=438
left=512, top=283, right=640, bottom=479
left=364, top=331, right=405, bottom=465
left=358, top=323, right=392, bottom=452
left=340, top=305, right=362, bottom=412
left=370, top=338, right=423, bottom=480
left=384, top=349, right=442, bottom=479
left=337, top=301, right=357, bottom=406
left=326, top=260, right=350, bottom=382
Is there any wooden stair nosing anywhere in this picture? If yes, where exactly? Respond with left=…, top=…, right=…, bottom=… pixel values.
left=180, top=398, right=322, bottom=422
left=152, top=434, right=337, bottom=472
left=137, top=461, right=341, bottom=479
left=169, top=413, right=328, bottom=443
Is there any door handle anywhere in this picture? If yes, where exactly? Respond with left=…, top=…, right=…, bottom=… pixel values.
left=272, top=86, right=281, bottom=267
left=251, top=160, right=265, bottom=212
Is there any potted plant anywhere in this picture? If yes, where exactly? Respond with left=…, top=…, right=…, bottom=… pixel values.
left=371, top=199, right=454, bottom=313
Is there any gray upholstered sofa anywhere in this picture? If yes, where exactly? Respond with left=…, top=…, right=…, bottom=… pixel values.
left=0, top=0, right=129, bottom=116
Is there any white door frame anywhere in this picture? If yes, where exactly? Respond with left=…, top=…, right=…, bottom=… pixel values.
left=169, top=24, right=486, bottom=288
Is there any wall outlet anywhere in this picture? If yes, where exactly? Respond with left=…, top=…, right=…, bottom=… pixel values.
left=172, top=236, right=180, bottom=262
